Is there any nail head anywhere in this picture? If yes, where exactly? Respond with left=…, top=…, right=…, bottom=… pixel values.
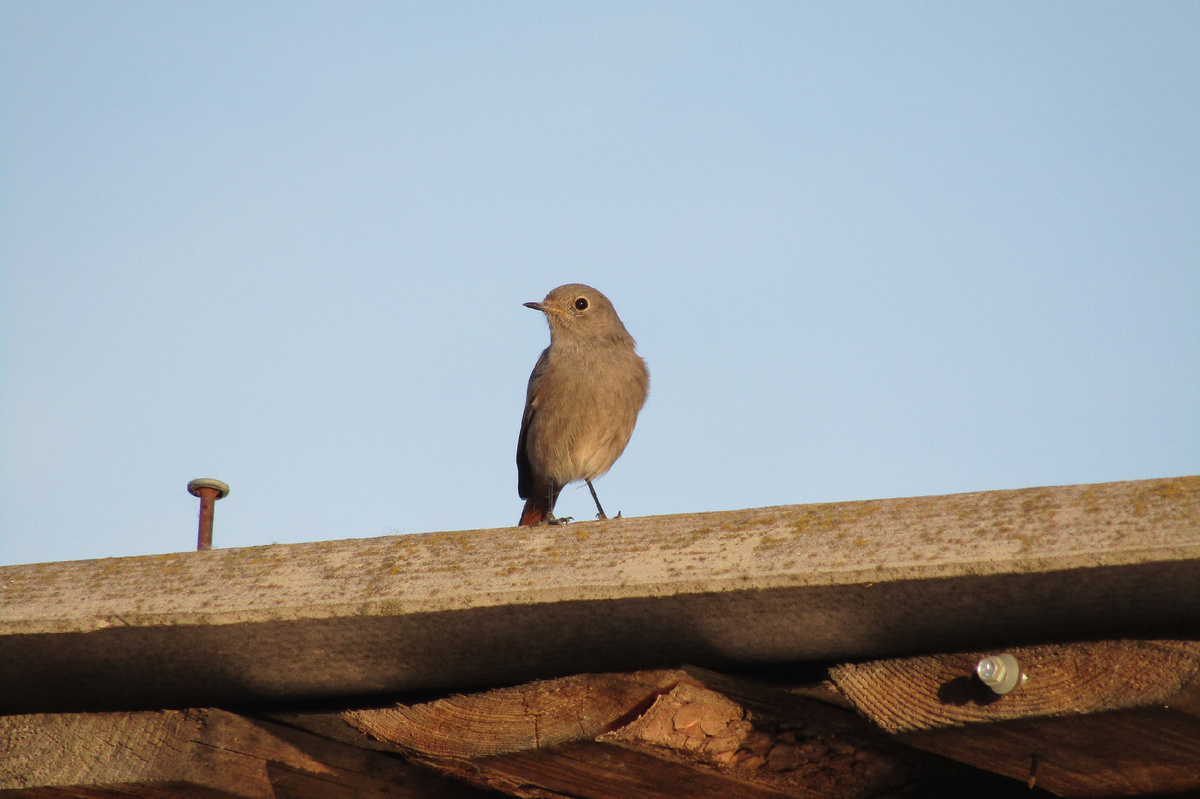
left=188, top=478, right=230, bottom=499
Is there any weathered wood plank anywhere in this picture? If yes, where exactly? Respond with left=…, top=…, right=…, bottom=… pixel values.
left=475, top=743, right=800, bottom=799
left=2, top=477, right=1197, bottom=714
left=829, top=639, right=1200, bottom=731
left=902, top=708, right=1200, bottom=797
left=829, top=639, right=1200, bottom=796
left=0, top=710, right=268, bottom=797
left=342, top=667, right=1042, bottom=798
left=346, top=670, right=680, bottom=757
left=0, top=708, right=498, bottom=798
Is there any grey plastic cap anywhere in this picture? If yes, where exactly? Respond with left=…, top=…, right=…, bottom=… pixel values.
left=976, top=653, right=1026, bottom=695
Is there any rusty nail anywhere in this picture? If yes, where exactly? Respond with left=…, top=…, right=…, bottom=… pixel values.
left=187, top=478, right=230, bottom=551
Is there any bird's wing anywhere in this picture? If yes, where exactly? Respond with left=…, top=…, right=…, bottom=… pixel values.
left=516, top=347, right=550, bottom=500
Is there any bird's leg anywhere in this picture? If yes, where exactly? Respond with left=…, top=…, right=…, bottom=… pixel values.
left=546, top=480, right=572, bottom=525
left=586, top=480, right=608, bottom=520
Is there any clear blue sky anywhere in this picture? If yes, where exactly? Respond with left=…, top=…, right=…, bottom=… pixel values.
left=2, top=3, right=1197, bottom=567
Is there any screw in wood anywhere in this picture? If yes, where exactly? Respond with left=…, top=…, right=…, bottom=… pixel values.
left=976, top=653, right=1026, bottom=695
left=187, top=478, right=230, bottom=551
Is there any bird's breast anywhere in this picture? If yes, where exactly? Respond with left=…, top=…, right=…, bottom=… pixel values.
left=525, top=346, right=647, bottom=483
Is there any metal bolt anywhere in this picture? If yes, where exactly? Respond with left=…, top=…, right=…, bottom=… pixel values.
left=976, top=653, right=1026, bottom=695
left=187, top=478, right=230, bottom=551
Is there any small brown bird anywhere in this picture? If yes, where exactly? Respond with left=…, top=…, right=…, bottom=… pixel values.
left=517, top=284, right=650, bottom=526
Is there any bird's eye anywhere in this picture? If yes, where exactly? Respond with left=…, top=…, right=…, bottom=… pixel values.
left=574, top=297, right=589, bottom=311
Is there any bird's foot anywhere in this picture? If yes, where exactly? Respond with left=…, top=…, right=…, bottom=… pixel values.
left=546, top=514, right=573, bottom=525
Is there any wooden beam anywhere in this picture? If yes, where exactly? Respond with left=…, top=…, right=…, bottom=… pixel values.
left=830, top=639, right=1200, bottom=731
left=344, top=670, right=681, bottom=758
left=901, top=710, right=1200, bottom=798
left=829, top=639, right=1200, bottom=796
left=0, top=708, right=500, bottom=798
left=338, top=667, right=1041, bottom=798
left=2, top=476, right=1197, bottom=714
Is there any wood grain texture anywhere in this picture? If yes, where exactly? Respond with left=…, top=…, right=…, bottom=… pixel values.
left=0, top=709, right=273, bottom=796
left=346, top=670, right=680, bottom=757
left=344, top=667, right=1038, bottom=799
left=476, top=742, right=801, bottom=799
left=0, top=708, right=496, bottom=798
left=829, top=639, right=1200, bottom=732
left=902, top=707, right=1200, bottom=797
left=829, top=640, right=1200, bottom=797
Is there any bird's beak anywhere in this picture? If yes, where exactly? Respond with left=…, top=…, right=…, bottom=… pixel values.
left=523, top=302, right=545, bottom=312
